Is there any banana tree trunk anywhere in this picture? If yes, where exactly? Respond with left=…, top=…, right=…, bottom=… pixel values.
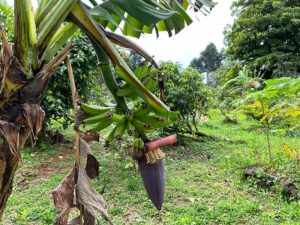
left=0, top=35, right=73, bottom=219
left=0, top=136, right=28, bottom=218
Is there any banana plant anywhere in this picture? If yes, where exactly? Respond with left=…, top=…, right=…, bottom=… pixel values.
left=0, top=0, right=216, bottom=223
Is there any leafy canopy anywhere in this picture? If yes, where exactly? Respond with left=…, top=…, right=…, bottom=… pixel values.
left=161, top=61, right=209, bottom=130
left=190, top=43, right=223, bottom=84
left=225, top=0, right=300, bottom=78
left=239, top=77, right=300, bottom=131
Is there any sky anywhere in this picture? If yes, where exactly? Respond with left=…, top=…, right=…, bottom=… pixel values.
left=7, top=0, right=235, bottom=67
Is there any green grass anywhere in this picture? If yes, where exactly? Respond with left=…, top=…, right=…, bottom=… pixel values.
left=2, top=110, right=300, bottom=224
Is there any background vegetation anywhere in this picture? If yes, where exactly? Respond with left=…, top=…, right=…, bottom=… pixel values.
left=0, top=0, right=299, bottom=224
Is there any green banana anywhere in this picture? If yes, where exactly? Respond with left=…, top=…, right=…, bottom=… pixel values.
left=125, top=110, right=134, bottom=121
left=144, top=77, right=157, bottom=91
left=134, top=63, right=149, bottom=79
left=91, top=119, right=113, bottom=132
left=133, top=104, right=151, bottom=117
left=111, top=113, right=126, bottom=124
left=132, top=118, right=152, bottom=133
left=83, top=111, right=111, bottom=125
left=105, top=126, right=117, bottom=143
left=81, top=103, right=113, bottom=115
left=99, top=98, right=116, bottom=107
left=114, top=121, right=127, bottom=139
left=134, top=115, right=172, bottom=128
left=133, top=138, right=144, bottom=148
left=127, top=121, right=135, bottom=136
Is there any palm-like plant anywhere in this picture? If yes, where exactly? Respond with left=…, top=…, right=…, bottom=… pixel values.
left=0, top=0, right=216, bottom=223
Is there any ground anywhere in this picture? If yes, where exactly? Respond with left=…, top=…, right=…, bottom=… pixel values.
left=2, top=110, right=300, bottom=225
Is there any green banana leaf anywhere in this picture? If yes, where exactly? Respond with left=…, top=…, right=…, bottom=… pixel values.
left=90, top=0, right=215, bottom=38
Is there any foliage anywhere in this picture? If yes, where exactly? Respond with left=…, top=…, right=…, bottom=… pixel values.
left=42, top=34, right=99, bottom=128
left=238, top=77, right=300, bottom=164
left=3, top=110, right=300, bottom=224
left=215, top=67, right=261, bottom=123
left=0, top=0, right=13, bottom=40
left=211, top=61, right=243, bottom=87
left=225, top=0, right=300, bottom=78
left=190, top=43, right=223, bottom=84
left=239, top=77, right=300, bottom=130
left=0, top=0, right=217, bottom=221
left=161, top=61, right=209, bottom=132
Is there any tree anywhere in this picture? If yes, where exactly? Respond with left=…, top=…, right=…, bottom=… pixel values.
left=210, top=60, right=242, bottom=87
left=161, top=62, right=209, bottom=134
left=0, top=0, right=13, bottom=40
left=0, top=0, right=216, bottom=222
left=43, top=33, right=99, bottom=129
left=215, top=66, right=261, bottom=123
left=225, top=0, right=300, bottom=78
left=190, top=42, right=223, bottom=84
left=238, top=77, right=300, bottom=164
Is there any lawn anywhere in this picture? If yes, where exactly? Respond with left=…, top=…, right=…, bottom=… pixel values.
left=2, top=110, right=300, bottom=225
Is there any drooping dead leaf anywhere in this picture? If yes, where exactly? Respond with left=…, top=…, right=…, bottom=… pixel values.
left=77, top=166, right=112, bottom=224
left=52, top=167, right=76, bottom=225
left=54, top=208, right=71, bottom=225
left=0, top=120, right=21, bottom=157
left=80, top=139, right=100, bottom=180
left=21, top=104, right=45, bottom=145
left=0, top=140, right=6, bottom=187
left=53, top=167, right=76, bottom=209
left=67, top=209, right=96, bottom=225
left=86, top=154, right=100, bottom=179
left=80, top=139, right=92, bottom=156
left=67, top=216, right=80, bottom=225
left=83, top=209, right=96, bottom=225
left=0, top=31, right=13, bottom=94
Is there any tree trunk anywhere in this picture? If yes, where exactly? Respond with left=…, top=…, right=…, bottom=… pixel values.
left=0, top=138, right=27, bottom=218
left=192, top=115, right=199, bottom=133
left=0, top=36, right=73, bottom=219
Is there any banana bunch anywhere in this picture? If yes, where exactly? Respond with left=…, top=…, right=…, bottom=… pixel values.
left=81, top=100, right=174, bottom=144
left=81, top=63, right=175, bottom=144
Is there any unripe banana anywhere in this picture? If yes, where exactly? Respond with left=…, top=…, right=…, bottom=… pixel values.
left=137, top=138, right=144, bottom=148
left=91, top=119, right=113, bottom=132
left=114, top=121, right=127, bottom=139
left=99, top=98, right=116, bottom=107
left=83, top=111, right=112, bottom=125
left=144, top=77, right=156, bottom=90
left=132, top=118, right=152, bottom=133
left=127, top=121, right=135, bottom=136
left=135, top=115, right=172, bottom=128
left=125, top=110, right=134, bottom=121
left=105, top=126, right=117, bottom=143
left=133, top=138, right=144, bottom=148
left=111, top=113, right=126, bottom=124
left=133, top=104, right=151, bottom=118
left=134, top=63, right=149, bottom=79
left=81, top=103, right=113, bottom=115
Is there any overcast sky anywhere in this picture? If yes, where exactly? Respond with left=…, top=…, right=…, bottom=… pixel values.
left=7, top=0, right=234, bottom=67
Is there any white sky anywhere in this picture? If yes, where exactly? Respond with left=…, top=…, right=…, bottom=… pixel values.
left=7, top=0, right=234, bottom=67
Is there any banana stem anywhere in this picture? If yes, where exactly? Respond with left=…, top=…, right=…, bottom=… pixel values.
left=66, top=57, right=83, bottom=224
left=65, top=58, right=80, bottom=166
left=145, top=134, right=177, bottom=152
left=89, top=37, right=128, bottom=112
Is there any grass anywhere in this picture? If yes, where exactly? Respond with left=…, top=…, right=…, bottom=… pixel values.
left=2, top=110, right=300, bottom=225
